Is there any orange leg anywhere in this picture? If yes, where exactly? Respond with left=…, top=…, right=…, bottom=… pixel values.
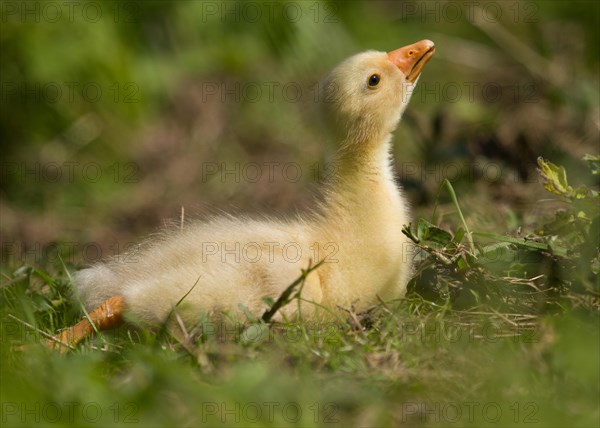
left=45, top=295, right=126, bottom=352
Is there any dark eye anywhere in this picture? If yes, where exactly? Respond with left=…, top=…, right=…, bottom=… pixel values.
left=368, top=73, right=381, bottom=88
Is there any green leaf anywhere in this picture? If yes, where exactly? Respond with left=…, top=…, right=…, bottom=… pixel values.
left=456, top=257, right=470, bottom=270
left=416, top=218, right=429, bottom=241
left=583, top=154, right=600, bottom=176
left=479, top=241, right=513, bottom=260
left=262, top=296, right=275, bottom=308
left=417, top=218, right=452, bottom=245
left=32, top=268, right=55, bottom=287
left=537, top=157, right=573, bottom=196
left=472, top=231, right=568, bottom=257
left=453, top=227, right=466, bottom=244
left=402, top=223, right=419, bottom=243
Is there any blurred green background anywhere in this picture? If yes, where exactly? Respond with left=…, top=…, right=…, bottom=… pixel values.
left=1, top=1, right=598, bottom=427
left=2, top=0, right=597, bottom=266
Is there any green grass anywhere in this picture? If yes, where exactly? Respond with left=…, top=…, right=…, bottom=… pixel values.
left=2, top=158, right=598, bottom=427
left=2, top=279, right=598, bottom=427
left=2, top=1, right=599, bottom=426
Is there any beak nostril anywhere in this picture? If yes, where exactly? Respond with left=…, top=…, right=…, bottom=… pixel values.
left=387, top=40, right=435, bottom=82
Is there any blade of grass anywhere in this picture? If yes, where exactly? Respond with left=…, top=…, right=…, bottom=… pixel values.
left=156, top=277, right=201, bottom=344
left=473, top=231, right=568, bottom=257
left=8, top=314, right=76, bottom=352
left=443, top=179, right=476, bottom=255
left=55, top=252, right=101, bottom=339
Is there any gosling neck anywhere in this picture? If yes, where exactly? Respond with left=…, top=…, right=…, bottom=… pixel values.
left=331, top=128, right=396, bottom=190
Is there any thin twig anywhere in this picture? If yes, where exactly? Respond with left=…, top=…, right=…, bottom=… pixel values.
left=261, top=259, right=325, bottom=323
left=488, top=307, right=518, bottom=327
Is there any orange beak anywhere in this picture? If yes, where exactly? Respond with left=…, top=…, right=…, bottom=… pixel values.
left=388, top=40, right=435, bottom=83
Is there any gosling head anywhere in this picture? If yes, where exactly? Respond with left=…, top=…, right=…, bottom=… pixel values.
left=323, top=40, right=435, bottom=147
